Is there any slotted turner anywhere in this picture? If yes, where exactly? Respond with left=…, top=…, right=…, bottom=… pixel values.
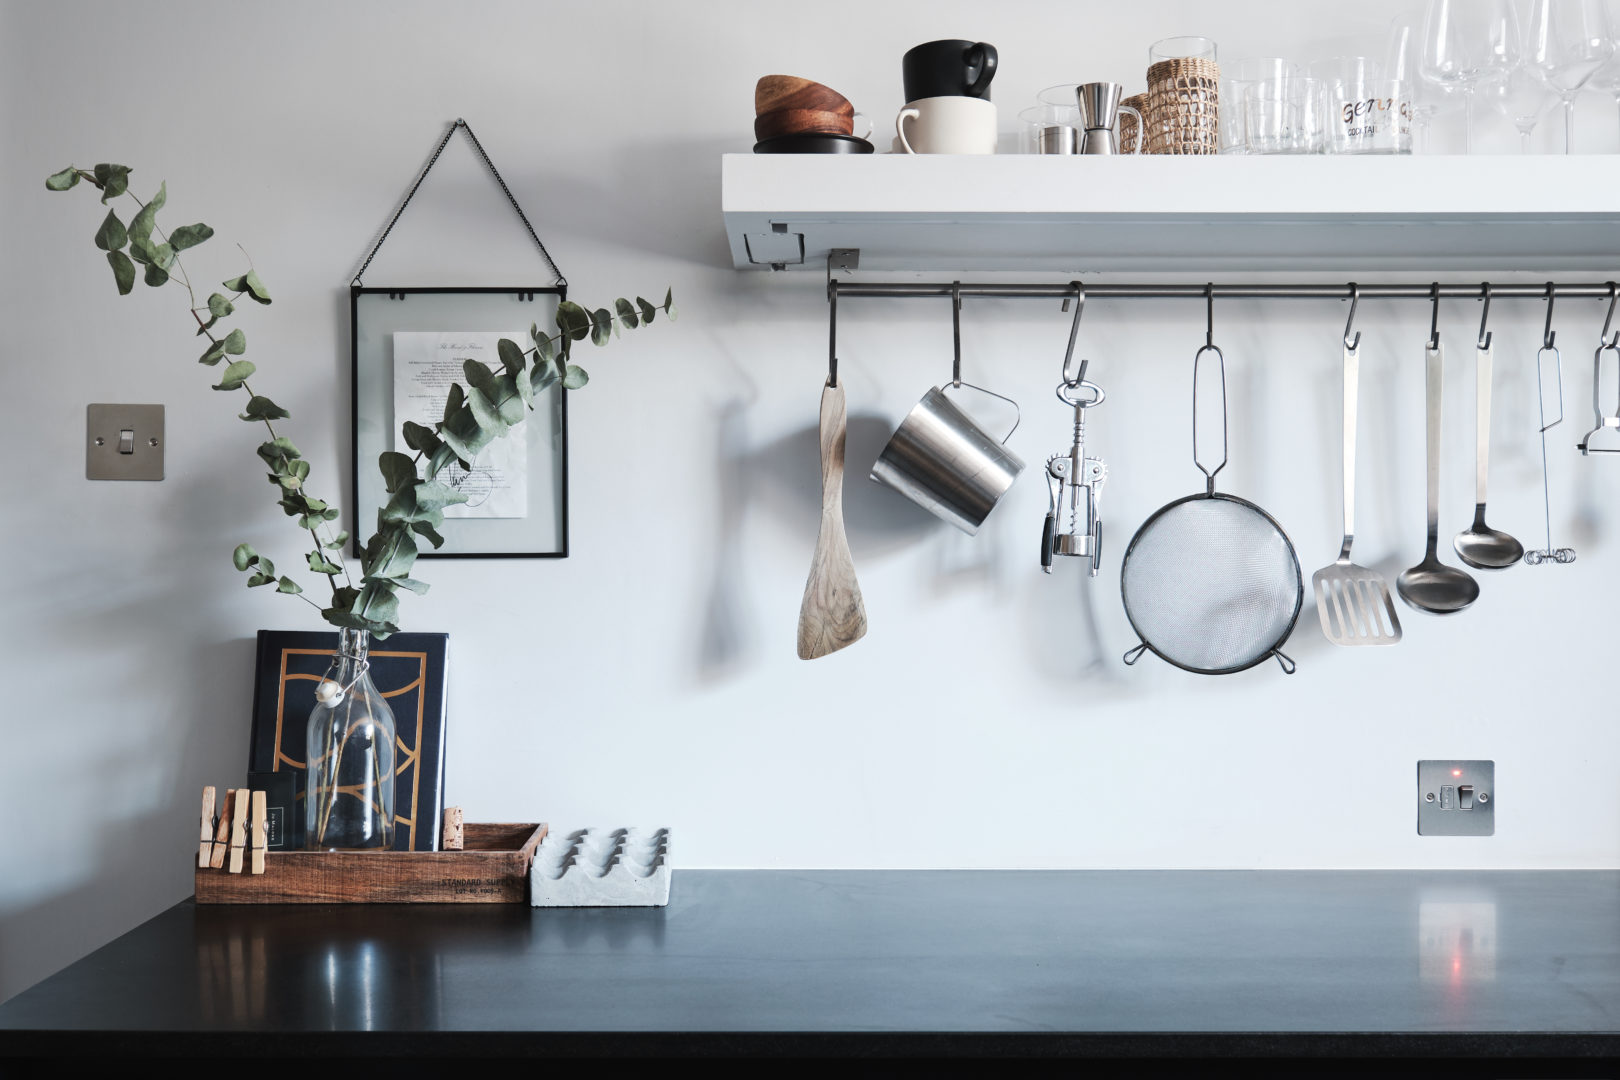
left=1313, top=338, right=1402, bottom=646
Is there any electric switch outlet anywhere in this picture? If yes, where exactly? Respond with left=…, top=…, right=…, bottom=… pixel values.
left=1418, top=760, right=1494, bottom=836
left=87, top=404, right=164, bottom=481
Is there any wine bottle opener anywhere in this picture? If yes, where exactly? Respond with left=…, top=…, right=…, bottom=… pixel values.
left=1042, top=377, right=1107, bottom=575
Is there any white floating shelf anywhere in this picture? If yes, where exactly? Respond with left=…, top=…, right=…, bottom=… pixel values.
left=722, top=154, right=1620, bottom=273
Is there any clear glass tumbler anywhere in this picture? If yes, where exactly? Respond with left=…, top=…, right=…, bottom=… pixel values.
left=1151, top=36, right=1218, bottom=63
left=1020, top=104, right=1080, bottom=154
left=1222, top=58, right=1302, bottom=153
left=1242, top=77, right=1324, bottom=154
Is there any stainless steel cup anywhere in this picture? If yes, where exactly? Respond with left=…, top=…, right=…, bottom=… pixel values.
left=870, top=384, right=1024, bottom=534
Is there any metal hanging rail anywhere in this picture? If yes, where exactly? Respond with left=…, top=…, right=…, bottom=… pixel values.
left=828, top=280, right=1620, bottom=302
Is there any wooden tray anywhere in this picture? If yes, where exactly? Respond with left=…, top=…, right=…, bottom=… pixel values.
left=195, top=823, right=547, bottom=904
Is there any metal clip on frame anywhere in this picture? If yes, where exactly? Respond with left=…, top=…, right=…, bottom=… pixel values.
left=1579, top=282, right=1620, bottom=455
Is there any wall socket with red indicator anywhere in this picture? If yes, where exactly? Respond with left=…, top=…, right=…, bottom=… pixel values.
left=1417, top=760, right=1495, bottom=836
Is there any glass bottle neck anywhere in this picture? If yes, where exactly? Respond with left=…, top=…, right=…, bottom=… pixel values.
left=328, top=628, right=371, bottom=687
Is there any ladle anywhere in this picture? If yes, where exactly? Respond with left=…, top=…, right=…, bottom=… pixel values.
left=1453, top=285, right=1524, bottom=570
left=1398, top=293, right=1480, bottom=615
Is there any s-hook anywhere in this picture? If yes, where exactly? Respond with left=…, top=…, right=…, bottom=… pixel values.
left=827, top=278, right=839, bottom=387
left=1062, top=282, right=1088, bottom=386
left=1579, top=282, right=1620, bottom=454
left=1343, top=283, right=1361, bottom=352
left=1542, top=281, right=1557, bottom=351
left=1428, top=283, right=1441, bottom=350
left=1477, top=282, right=1493, bottom=351
left=951, top=280, right=964, bottom=388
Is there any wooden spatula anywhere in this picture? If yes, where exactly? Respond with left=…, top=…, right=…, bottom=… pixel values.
left=797, top=380, right=867, bottom=659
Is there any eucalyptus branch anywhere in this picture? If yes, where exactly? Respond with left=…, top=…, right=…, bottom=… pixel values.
left=49, top=160, right=674, bottom=639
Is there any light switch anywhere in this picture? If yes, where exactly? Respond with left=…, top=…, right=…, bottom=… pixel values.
left=1418, top=760, right=1495, bottom=836
left=87, top=404, right=164, bottom=481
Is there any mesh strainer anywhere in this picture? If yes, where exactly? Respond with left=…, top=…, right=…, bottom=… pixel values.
left=1121, top=297, right=1302, bottom=675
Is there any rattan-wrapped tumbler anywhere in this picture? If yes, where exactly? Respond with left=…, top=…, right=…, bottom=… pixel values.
left=1145, top=58, right=1220, bottom=155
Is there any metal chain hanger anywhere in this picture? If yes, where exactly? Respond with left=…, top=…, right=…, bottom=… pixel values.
left=352, top=118, right=567, bottom=288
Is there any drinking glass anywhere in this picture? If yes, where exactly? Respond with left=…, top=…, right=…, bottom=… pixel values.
left=1528, top=0, right=1615, bottom=152
left=1242, top=77, right=1323, bottom=154
left=1150, top=36, right=1217, bottom=64
left=1421, top=0, right=1520, bottom=152
left=1020, top=104, right=1080, bottom=154
left=1221, top=58, right=1301, bottom=153
left=1479, top=64, right=1558, bottom=151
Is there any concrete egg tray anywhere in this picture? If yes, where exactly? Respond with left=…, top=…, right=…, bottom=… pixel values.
left=529, top=827, right=670, bottom=907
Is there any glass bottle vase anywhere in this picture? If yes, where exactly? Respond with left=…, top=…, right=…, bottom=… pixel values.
left=305, top=628, right=396, bottom=850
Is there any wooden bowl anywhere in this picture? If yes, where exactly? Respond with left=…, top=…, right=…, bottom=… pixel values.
left=755, top=75, right=854, bottom=117
left=754, top=107, right=854, bottom=141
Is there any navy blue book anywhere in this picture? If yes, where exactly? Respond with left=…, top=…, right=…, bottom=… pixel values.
left=248, top=630, right=449, bottom=852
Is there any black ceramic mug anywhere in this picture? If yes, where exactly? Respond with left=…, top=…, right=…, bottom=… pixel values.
left=902, top=39, right=998, bottom=102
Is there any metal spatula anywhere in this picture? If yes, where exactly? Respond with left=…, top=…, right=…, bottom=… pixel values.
left=1313, top=336, right=1402, bottom=646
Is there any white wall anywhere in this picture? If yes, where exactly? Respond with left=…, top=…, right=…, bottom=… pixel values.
left=3, top=0, right=1617, bottom=1002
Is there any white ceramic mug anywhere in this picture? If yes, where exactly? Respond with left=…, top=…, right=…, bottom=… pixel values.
left=896, top=95, right=998, bottom=154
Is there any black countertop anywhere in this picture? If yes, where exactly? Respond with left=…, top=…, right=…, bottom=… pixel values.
left=0, top=870, right=1615, bottom=1060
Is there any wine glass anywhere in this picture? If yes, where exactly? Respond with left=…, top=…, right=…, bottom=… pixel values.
left=1388, top=11, right=1465, bottom=152
left=1479, top=64, right=1559, bottom=151
left=1528, top=0, right=1615, bottom=152
left=1587, top=46, right=1620, bottom=144
left=1421, top=0, right=1522, bottom=152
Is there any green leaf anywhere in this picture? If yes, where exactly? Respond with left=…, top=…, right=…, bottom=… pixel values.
left=467, top=382, right=509, bottom=436
left=143, top=262, right=169, bottom=288
left=615, top=297, right=639, bottom=329
left=378, top=484, right=417, bottom=526
left=308, top=550, right=343, bottom=575
left=246, top=572, right=274, bottom=587
left=515, top=364, right=532, bottom=404
left=392, top=577, right=431, bottom=595
left=276, top=576, right=303, bottom=595
left=663, top=287, right=676, bottom=321
left=462, top=359, right=493, bottom=391
left=322, top=507, right=341, bottom=521
left=410, top=521, right=446, bottom=549
left=198, top=338, right=227, bottom=365
left=232, top=543, right=258, bottom=571
left=257, top=437, right=300, bottom=468
left=442, top=383, right=464, bottom=424
left=413, top=479, right=468, bottom=514
left=563, top=364, right=589, bottom=390
left=497, top=337, right=526, bottom=377
left=207, top=292, right=234, bottom=318
left=223, top=328, right=246, bottom=355
left=221, top=269, right=271, bottom=305
left=168, top=223, right=213, bottom=251
left=212, top=359, right=255, bottom=391
left=93, top=210, right=127, bottom=252
left=238, top=395, right=290, bottom=422
left=636, top=296, right=657, bottom=324
left=556, top=300, right=591, bottom=341
left=45, top=167, right=80, bottom=191
left=363, top=526, right=418, bottom=579
left=378, top=451, right=417, bottom=493
left=354, top=580, right=401, bottom=626
left=126, top=180, right=166, bottom=244
left=587, top=308, right=610, bottom=346
left=426, top=440, right=459, bottom=479
left=92, top=164, right=130, bottom=202
left=439, top=405, right=491, bottom=462
left=324, top=530, right=351, bottom=550
left=401, top=421, right=440, bottom=454
left=482, top=374, right=525, bottom=425
left=533, top=330, right=555, bottom=365
left=106, top=250, right=135, bottom=295
left=195, top=315, right=218, bottom=335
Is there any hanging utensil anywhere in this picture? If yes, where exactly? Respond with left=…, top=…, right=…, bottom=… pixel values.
left=1453, top=285, right=1524, bottom=570
left=1526, top=286, right=1577, bottom=566
left=798, top=287, right=867, bottom=660
left=1578, top=283, right=1620, bottom=455
left=1313, top=286, right=1402, bottom=646
left=870, top=282, right=1024, bottom=534
left=1042, top=285, right=1108, bottom=575
left=1121, top=287, right=1303, bottom=675
left=1397, top=287, right=1480, bottom=616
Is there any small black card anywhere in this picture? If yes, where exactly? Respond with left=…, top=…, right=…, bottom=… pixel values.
left=247, top=770, right=299, bottom=850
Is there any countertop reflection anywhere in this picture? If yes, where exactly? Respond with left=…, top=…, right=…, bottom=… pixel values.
left=1, top=871, right=1615, bottom=1056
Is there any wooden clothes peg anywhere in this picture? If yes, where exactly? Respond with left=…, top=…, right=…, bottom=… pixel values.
left=249, top=791, right=268, bottom=875
left=227, top=789, right=249, bottom=874
left=198, top=786, right=217, bottom=869
left=210, top=790, right=235, bottom=869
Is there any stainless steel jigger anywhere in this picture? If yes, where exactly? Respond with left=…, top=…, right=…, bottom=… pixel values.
left=1042, top=377, right=1107, bottom=575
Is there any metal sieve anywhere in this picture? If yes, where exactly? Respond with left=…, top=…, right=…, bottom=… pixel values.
left=1121, top=290, right=1302, bottom=675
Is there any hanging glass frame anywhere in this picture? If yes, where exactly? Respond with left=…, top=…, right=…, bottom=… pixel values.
left=350, top=285, right=568, bottom=559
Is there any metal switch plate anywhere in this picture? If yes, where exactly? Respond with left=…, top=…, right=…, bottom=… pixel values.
left=87, top=404, right=164, bottom=480
left=1418, top=760, right=1494, bottom=836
